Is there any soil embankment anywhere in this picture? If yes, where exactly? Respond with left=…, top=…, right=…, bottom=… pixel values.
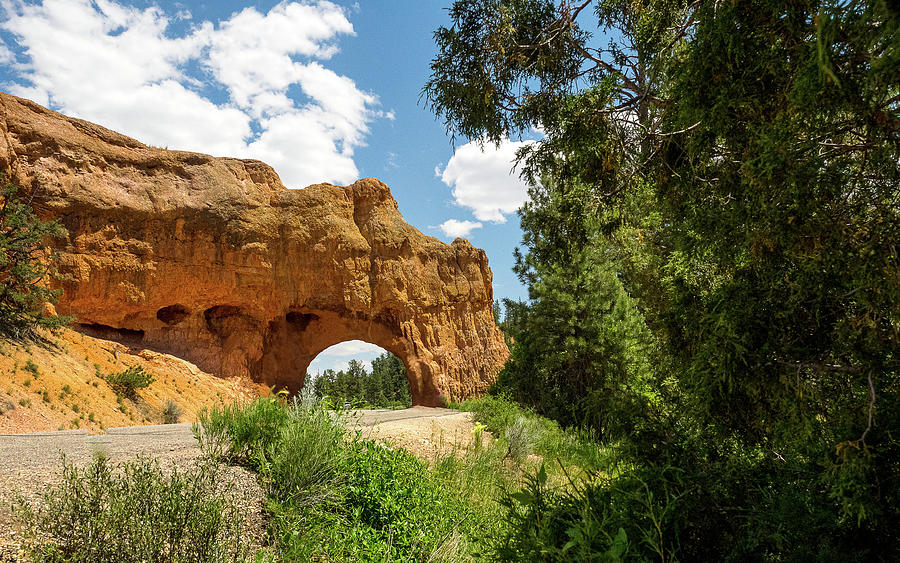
left=0, top=328, right=264, bottom=435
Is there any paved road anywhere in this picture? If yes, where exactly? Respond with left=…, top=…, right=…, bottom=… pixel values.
left=0, top=406, right=457, bottom=473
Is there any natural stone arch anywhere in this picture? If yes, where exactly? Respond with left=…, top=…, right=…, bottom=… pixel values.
left=257, top=309, right=436, bottom=404
left=0, top=92, right=509, bottom=405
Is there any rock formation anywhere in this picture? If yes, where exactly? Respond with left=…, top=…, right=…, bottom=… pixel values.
left=0, top=92, right=509, bottom=405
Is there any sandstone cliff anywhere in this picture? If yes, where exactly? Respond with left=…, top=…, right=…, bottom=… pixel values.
left=0, top=92, right=509, bottom=405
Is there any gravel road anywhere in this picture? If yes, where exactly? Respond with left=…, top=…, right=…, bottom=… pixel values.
left=0, top=406, right=458, bottom=559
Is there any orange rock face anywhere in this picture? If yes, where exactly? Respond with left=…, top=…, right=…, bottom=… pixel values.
left=0, top=93, right=509, bottom=405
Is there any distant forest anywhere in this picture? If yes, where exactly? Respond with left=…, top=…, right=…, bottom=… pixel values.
left=311, top=352, right=411, bottom=408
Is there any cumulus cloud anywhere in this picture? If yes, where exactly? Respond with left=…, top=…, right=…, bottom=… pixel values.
left=0, top=0, right=389, bottom=187
left=438, top=138, right=534, bottom=223
left=321, top=340, right=385, bottom=356
left=439, top=219, right=482, bottom=239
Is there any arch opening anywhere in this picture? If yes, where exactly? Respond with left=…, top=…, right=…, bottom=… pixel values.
left=305, top=341, right=412, bottom=408
left=157, top=304, right=190, bottom=325
left=256, top=308, right=443, bottom=406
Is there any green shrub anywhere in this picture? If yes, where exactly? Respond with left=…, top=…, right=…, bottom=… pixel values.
left=162, top=399, right=182, bottom=424
left=105, top=366, right=154, bottom=398
left=14, top=455, right=248, bottom=562
left=272, top=440, right=473, bottom=561
left=503, top=415, right=536, bottom=463
left=460, top=395, right=609, bottom=471
left=195, top=397, right=290, bottom=465
left=262, top=400, right=346, bottom=508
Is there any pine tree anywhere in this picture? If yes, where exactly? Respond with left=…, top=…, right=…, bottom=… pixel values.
left=0, top=181, right=69, bottom=338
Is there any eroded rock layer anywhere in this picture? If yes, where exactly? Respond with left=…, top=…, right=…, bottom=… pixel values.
left=0, top=93, right=509, bottom=405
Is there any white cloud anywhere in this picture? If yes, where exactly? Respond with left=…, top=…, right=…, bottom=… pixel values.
left=307, top=340, right=386, bottom=374
left=0, top=41, right=13, bottom=64
left=439, top=219, right=482, bottom=239
left=321, top=340, right=384, bottom=356
left=439, top=138, right=534, bottom=223
left=0, top=0, right=388, bottom=188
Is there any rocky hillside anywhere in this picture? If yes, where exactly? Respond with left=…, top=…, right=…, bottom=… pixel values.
left=0, top=328, right=264, bottom=434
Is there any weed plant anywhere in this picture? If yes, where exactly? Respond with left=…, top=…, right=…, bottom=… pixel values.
left=458, top=395, right=612, bottom=472
left=14, top=455, right=248, bottom=562
left=259, top=398, right=347, bottom=509
left=194, top=395, right=291, bottom=464
left=161, top=399, right=182, bottom=424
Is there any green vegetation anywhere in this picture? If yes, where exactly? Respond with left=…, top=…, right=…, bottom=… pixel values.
left=312, top=352, right=412, bottom=408
left=15, top=455, right=248, bottom=562
left=0, top=181, right=70, bottom=339
left=425, top=0, right=900, bottom=559
left=104, top=366, right=154, bottom=398
left=162, top=399, right=183, bottom=424
left=196, top=392, right=495, bottom=561
left=459, top=395, right=607, bottom=470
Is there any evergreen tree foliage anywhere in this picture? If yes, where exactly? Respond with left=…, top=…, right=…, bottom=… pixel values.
left=0, top=181, right=69, bottom=338
left=427, top=0, right=899, bottom=558
left=311, top=353, right=411, bottom=408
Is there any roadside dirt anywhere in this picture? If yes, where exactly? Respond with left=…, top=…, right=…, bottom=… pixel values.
left=357, top=408, right=482, bottom=460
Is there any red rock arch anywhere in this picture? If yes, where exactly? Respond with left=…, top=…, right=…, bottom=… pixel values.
left=0, top=92, right=509, bottom=405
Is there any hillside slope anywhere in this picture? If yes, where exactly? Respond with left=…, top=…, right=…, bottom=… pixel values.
left=0, top=328, right=264, bottom=434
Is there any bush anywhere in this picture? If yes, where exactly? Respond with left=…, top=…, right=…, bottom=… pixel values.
left=262, top=398, right=347, bottom=508
left=162, top=399, right=182, bottom=424
left=104, top=366, right=154, bottom=398
left=14, top=455, right=248, bottom=562
left=460, top=395, right=609, bottom=471
left=195, top=396, right=290, bottom=465
left=503, top=415, right=535, bottom=463
left=0, top=397, right=14, bottom=414
left=340, top=440, right=470, bottom=557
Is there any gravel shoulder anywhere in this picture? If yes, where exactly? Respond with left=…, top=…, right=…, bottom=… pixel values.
left=0, top=407, right=470, bottom=559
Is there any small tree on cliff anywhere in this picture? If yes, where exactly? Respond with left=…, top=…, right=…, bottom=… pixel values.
left=0, top=181, right=69, bottom=338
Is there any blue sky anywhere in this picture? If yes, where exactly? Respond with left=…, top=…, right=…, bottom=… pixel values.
left=0, top=0, right=530, bottom=373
